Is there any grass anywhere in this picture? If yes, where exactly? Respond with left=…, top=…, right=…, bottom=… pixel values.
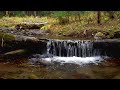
left=0, top=13, right=120, bottom=37
left=0, top=16, right=49, bottom=28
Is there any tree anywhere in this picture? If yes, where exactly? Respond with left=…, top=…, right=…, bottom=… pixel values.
left=5, top=11, right=9, bottom=16
left=34, top=11, right=37, bottom=17
left=52, top=11, right=70, bottom=25
left=97, top=11, right=101, bottom=24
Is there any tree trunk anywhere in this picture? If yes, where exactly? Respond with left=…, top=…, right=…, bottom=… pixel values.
left=5, top=11, right=9, bottom=16
left=97, top=11, right=101, bottom=24
left=34, top=11, right=37, bottom=17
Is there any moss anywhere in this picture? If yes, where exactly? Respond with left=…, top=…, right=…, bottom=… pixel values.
left=95, top=32, right=104, bottom=37
left=0, top=31, right=15, bottom=41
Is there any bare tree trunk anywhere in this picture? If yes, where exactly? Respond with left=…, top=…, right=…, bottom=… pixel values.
left=34, top=11, right=37, bottom=17
left=97, top=11, right=101, bottom=24
left=5, top=11, right=9, bottom=16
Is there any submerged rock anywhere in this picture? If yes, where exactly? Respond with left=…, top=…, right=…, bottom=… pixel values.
left=0, top=49, right=28, bottom=60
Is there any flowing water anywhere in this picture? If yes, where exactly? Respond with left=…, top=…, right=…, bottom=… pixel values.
left=1, top=39, right=120, bottom=79
left=29, top=39, right=120, bottom=65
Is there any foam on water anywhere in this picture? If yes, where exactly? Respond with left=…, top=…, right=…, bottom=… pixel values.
left=43, top=56, right=104, bottom=65
left=29, top=56, right=108, bottom=65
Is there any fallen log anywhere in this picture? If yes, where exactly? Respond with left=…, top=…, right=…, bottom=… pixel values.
left=4, top=49, right=26, bottom=56
left=15, top=21, right=47, bottom=30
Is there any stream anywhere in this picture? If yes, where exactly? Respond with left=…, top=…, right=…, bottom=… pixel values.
left=1, top=38, right=120, bottom=79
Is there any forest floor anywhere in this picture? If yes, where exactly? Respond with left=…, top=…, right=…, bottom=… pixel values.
left=0, top=16, right=120, bottom=39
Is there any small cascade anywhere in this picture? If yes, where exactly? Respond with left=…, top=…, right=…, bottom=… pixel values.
left=47, top=39, right=102, bottom=57
left=29, top=39, right=120, bottom=65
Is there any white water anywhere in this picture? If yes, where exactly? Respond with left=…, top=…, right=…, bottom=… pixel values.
left=43, top=56, right=105, bottom=65
left=29, top=39, right=109, bottom=65
left=46, top=39, right=102, bottom=57
left=29, top=56, right=108, bottom=65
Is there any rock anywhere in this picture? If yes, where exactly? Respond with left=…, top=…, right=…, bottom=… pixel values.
left=0, top=31, right=15, bottom=42
left=15, top=35, right=39, bottom=42
left=94, top=32, right=105, bottom=40
left=29, top=58, right=53, bottom=66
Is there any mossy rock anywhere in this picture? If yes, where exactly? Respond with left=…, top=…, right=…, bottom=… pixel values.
left=0, top=31, right=15, bottom=41
left=94, top=32, right=105, bottom=40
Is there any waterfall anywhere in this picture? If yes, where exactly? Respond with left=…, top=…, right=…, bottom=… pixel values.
left=29, top=39, right=120, bottom=65
left=46, top=39, right=101, bottom=57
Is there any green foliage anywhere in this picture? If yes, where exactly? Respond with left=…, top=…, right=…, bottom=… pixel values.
left=13, top=11, right=26, bottom=17
left=52, top=11, right=71, bottom=18
left=51, top=11, right=86, bottom=18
